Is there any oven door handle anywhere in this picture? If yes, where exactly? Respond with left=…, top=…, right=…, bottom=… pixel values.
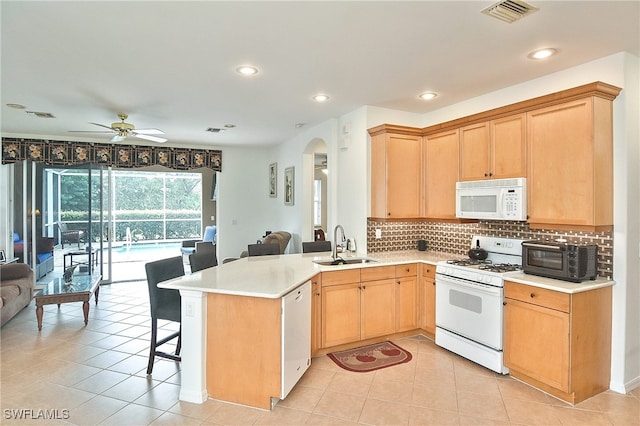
left=436, top=275, right=502, bottom=296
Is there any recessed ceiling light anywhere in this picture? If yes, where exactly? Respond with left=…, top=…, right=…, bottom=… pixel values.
left=312, top=94, right=329, bottom=102
left=528, top=48, right=557, bottom=60
left=224, top=124, right=236, bottom=128
left=6, top=103, right=26, bottom=109
left=418, top=92, right=438, bottom=100
left=236, top=65, right=259, bottom=76
left=295, top=123, right=305, bottom=128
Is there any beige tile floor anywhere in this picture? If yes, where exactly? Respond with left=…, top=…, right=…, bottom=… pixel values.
left=1, top=281, right=638, bottom=425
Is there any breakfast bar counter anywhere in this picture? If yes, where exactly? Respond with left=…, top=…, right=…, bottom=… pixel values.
left=158, top=250, right=451, bottom=407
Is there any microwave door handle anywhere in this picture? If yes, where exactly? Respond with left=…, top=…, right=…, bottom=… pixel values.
left=499, top=188, right=506, bottom=216
left=524, top=242, right=565, bottom=251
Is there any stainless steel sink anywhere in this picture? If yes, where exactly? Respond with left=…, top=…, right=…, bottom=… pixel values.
left=313, top=257, right=378, bottom=266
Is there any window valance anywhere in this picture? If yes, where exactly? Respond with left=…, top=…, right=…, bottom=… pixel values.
left=1, top=138, right=221, bottom=172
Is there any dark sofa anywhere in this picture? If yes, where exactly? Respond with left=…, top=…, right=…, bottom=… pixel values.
left=13, top=233, right=55, bottom=280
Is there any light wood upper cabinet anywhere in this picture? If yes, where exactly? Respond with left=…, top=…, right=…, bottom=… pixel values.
left=504, top=281, right=612, bottom=404
left=459, top=114, right=526, bottom=181
left=527, top=97, right=613, bottom=231
left=424, top=129, right=459, bottom=219
left=369, top=126, right=422, bottom=219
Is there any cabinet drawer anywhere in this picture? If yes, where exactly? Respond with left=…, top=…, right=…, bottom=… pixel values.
left=422, top=264, right=436, bottom=279
left=321, top=269, right=361, bottom=287
left=505, top=281, right=570, bottom=313
left=361, top=265, right=395, bottom=282
left=395, top=263, right=417, bottom=277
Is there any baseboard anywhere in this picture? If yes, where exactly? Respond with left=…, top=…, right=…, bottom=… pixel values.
left=610, top=375, right=640, bottom=394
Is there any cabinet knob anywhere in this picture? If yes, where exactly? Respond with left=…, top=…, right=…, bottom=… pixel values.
left=397, top=280, right=401, bottom=285
left=387, top=212, right=391, bottom=216
left=484, top=172, right=489, bottom=177
left=362, top=285, right=366, bottom=290
left=530, top=293, right=536, bottom=298
left=503, top=302, right=507, bottom=306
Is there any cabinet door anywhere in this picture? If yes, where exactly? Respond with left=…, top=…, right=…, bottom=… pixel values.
left=504, top=298, right=570, bottom=393
left=459, top=122, right=490, bottom=181
left=371, top=132, right=422, bottom=218
left=492, top=113, right=526, bottom=179
left=422, top=265, right=436, bottom=335
left=310, top=274, right=322, bottom=353
left=424, top=130, right=459, bottom=219
left=387, top=134, right=422, bottom=218
left=361, top=279, right=396, bottom=339
left=527, top=98, right=611, bottom=228
left=396, top=276, right=417, bottom=332
left=321, top=282, right=361, bottom=347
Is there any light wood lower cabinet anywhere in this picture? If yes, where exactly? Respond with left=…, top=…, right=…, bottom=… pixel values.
left=310, top=274, right=322, bottom=354
left=504, top=281, right=612, bottom=404
left=395, top=264, right=418, bottom=332
left=320, top=264, right=418, bottom=350
left=418, top=264, right=436, bottom=336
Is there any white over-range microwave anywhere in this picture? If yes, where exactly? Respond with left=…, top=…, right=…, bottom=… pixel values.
left=455, top=177, right=527, bottom=221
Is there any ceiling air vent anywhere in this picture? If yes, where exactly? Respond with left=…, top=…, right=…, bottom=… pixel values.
left=25, top=111, right=55, bottom=118
left=481, top=0, right=538, bottom=23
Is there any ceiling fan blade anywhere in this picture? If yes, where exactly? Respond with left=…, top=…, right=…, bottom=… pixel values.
left=89, top=122, right=116, bottom=131
left=132, top=133, right=167, bottom=143
left=111, top=134, right=126, bottom=142
left=133, top=133, right=168, bottom=143
left=134, top=128, right=165, bottom=135
left=68, top=130, right=116, bottom=133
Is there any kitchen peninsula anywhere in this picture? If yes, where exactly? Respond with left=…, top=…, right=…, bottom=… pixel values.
left=160, top=251, right=614, bottom=409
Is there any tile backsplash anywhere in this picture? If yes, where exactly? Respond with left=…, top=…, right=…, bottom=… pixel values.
left=367, top=219, right=613, bottom=279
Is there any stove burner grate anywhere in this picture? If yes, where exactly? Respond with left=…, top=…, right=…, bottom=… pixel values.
left=478, top=263, right=522, bottom=273
left=447, top=259, right=492, bottom=266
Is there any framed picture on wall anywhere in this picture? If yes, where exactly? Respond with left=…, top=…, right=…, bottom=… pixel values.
left=284, top=166, right=294, bottom=205
left=269, top=163, right=277, bottom=197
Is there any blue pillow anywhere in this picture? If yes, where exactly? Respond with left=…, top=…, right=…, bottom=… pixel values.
left=13, top=232, right=21, bottom=242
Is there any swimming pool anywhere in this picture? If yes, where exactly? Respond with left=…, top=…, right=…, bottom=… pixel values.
left=112, top=241, right=182, bottom=262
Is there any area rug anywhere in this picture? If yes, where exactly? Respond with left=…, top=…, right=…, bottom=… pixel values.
left=327, top=341, right=412, bottom=373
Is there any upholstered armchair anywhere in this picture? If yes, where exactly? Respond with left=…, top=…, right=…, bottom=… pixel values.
left=240, top=231, right=291, bottom=258
left=223, top=231, right=291, bottom=263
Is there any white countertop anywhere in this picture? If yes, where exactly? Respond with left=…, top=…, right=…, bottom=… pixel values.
left=504, top=272, right=615, bottom=294
left=158, top=250, right=614, bottom=298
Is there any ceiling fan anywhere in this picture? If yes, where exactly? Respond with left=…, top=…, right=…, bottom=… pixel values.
left=69, top=113, right=167, bottom=143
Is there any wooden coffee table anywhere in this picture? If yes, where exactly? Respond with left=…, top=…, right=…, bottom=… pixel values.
left=35, top=272, right=101, bottom=330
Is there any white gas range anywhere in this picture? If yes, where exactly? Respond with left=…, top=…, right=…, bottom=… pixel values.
left=435, top=235, right=524, bottom=374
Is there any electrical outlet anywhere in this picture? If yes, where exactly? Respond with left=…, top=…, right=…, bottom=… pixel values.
left=186, top=302, right=194, bottom=317
left=375, top=229, right=382, bottom=239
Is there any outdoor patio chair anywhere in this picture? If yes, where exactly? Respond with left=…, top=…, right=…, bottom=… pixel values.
left=180, top=225, right=217, bottom=258
left=58, top=223, right=84, bottom=248
left=302, top=240, right=332, bottom=253
left=144, top=256, right=184, bottom=375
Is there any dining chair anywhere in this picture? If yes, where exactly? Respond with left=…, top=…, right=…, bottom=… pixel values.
left=302, top=240, right=332, bottom=253
left=144, top=256, right=185, bottom=375
left=248, top=243, right=280, bottom=256
left=189, top=246, right=218, bottom=273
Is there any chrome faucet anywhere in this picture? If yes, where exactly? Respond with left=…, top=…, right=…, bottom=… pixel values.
left=333, top=225, right=346, bottom=260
